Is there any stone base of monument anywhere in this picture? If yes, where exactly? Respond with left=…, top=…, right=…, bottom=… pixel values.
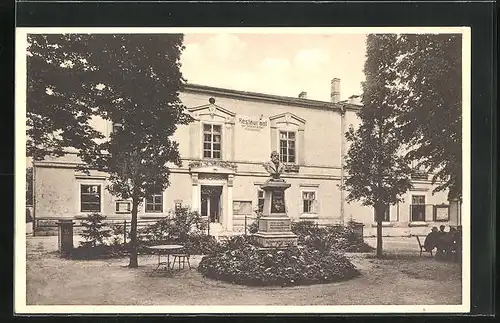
left=253, top=217, right=298, bottom=248
left=253, top=178, right=298, bottom=248
left=257, top=216, right=291, bottom=231
left=252, top=231, right=298, bottom=248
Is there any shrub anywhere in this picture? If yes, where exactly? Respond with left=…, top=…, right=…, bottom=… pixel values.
left=288, top=220, right=374, bottom=253
left=79, top=213, right=112, bottom=248
left=170, top=207, right=207, bottom=241
left=291, top=220, right=322, bottom=236
left=138, top=207, right=206, bottom=243
left=198, top=236, right=360, bottom=286
left=183, top=233, right=220, bottom=255
left=137, top=217, right=172, bottom=243
left=344, top=242, right=375, bottom=253
left=71, top=243, right=129, bottom=260
left=343, top=220, right=364, bottom=243
left=219, top=234, right=256, bottom=250
left=137, top=208, right=217, bottom=255
left=247, top=210, right=262, bottom=234
left=291, top=221, right=339, bottom=253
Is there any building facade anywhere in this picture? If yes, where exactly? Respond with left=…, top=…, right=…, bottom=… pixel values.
left=31, top=80, right=461, bottom=236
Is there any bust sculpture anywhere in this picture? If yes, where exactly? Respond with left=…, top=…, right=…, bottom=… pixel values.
left=263, top=151, right=285, bottom=181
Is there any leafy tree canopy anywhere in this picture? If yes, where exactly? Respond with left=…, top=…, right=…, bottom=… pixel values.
left=344, top=34, right=413, bottom=213
left=27, top=34, right=194, bottom=267
left=392, top=34, right=462, bottom=200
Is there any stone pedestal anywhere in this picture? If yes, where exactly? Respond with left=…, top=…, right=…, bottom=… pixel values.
left=57, top=219, right=74, bottom=258
left=253, top=180, right=298, bottom=248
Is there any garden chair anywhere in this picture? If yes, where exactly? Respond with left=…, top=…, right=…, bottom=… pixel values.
left=416, top=235, right=433, bottom=257
left=170, top=252, right=191, bottom=270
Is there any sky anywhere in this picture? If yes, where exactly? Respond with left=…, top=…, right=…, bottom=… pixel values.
left=180, top=33, right=367, bottom=102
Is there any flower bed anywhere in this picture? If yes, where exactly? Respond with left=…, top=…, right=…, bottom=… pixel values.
left=198, top=236, right=360, bottom=286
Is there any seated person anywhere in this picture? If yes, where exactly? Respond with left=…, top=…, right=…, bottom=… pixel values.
left=438, top=225, right=446, bottom=236
left=455, top=225, right=462, bottom=247
left=437, top=227, right=458, bottom=258
left=448, top=227, right=459, bottom=250
left=423, top=226, right=440, bottom=252
left=454, top=226, right=463, bottom=260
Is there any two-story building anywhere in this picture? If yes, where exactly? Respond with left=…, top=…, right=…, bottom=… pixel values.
left=31, top=79, right=461, bottom=237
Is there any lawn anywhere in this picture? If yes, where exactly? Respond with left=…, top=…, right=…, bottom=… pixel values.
left=25, top=236, right=462, bottom=306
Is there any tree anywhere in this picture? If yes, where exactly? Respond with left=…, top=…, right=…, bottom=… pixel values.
left=392, top=34, right=462, bottom=200
left=80, top=213, right=112, bottom=248
left=28, top=34, right=193, bottom=268
left=344, top=34, right=412, bottom=258
left=27, top=34, right=105, bottom=161
left=78, top=34, right=193, bottom=268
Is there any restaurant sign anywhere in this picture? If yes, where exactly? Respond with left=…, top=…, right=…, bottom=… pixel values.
left=238, top=116, right=268, bottom=132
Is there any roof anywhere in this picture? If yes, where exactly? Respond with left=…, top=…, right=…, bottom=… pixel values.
left=182, top=83, right=362, bottom=111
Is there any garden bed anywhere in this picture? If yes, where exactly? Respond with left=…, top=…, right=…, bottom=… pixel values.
left=197, top=236, right=361, bottom=286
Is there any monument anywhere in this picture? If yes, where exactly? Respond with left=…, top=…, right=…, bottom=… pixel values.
left=253, top=151, right=298, bottom=247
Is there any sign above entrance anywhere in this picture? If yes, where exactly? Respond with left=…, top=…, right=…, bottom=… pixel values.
left=237, top=116, right=269, bottom=132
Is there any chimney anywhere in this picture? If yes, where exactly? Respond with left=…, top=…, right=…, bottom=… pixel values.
left=298, top=91, right=307, bottom=99
left=330, top=78, right=340, bottom=103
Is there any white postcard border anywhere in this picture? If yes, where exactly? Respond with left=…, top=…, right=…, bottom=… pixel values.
left=15, top=26, right=472, bottom=314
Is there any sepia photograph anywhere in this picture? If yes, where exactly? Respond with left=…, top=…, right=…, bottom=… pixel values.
left=15, top=27, right=470, bottom=314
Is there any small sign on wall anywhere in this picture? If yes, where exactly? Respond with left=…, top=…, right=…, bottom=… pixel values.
left=433, top=204, right=449, bottom=221
left=233, top=200, right=253, bottom=215
left=115, top=201, right=131, bottom=213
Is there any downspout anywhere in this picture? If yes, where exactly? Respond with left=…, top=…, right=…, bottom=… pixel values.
left=340, top=104, right=346, bottom=225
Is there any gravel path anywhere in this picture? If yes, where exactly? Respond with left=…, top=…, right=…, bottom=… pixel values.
left=25, top=236, right=462, bottom=306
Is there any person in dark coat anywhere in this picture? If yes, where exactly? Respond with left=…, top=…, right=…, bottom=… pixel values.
left=423, top=226, right=440, bottom=252
left=437, top=227, right=457, bottom=260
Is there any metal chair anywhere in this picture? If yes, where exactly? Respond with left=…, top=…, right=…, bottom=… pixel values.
left=170, top=253, right=191, bottom=270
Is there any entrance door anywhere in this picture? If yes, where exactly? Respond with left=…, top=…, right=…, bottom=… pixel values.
left=201, top=186, right=223, bottom=224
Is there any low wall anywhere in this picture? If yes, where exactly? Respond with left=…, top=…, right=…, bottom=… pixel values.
left=364, top=226, right=432, bottom=237
left=33, top=217, right=162, bottom=236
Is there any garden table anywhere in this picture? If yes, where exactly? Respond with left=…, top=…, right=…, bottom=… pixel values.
left=147, top=244, right=184, bottom=276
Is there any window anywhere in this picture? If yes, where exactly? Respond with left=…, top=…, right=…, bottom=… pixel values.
left=257, top=189, right=265, bottom=213
left=279, top=131, right=296, bottom=163
left=146, top=191, right=163, bottom=213
left=374, top=205, right=390, bottom=222
left=203, top=124, right=222, bottom=159
left=383, top=207, right=390, bottom=221
left=80, top=184, right=101, bottom=212
left=302, top=191, right=317, bottom=214
left=411, top=195, right=426, bottom=222
left=412, top=195, right=426, bottom=204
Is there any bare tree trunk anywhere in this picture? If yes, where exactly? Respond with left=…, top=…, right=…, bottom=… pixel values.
left=128, top=195, right=139, bottom=268
left=375, top=206, right=383, bottom=258
left=376, top=220, right=383, bottom=258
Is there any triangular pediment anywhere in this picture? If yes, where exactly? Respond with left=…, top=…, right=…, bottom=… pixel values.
left=270, top=112, right=306, bottom=129
left=188, top=103, right=236, bottom=121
